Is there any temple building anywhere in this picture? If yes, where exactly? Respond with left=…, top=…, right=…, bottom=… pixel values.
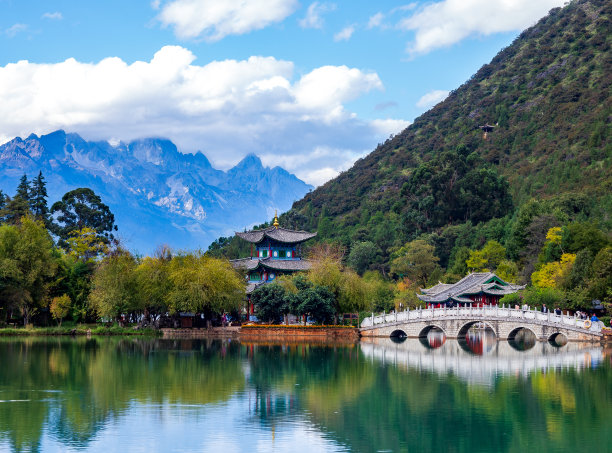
left=417, top=272, right=525, bottom=308
left=231, top=213, right=317, bottom=297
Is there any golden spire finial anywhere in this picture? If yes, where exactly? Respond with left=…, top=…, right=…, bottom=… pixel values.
left=273, top=210, right=279, bottom=228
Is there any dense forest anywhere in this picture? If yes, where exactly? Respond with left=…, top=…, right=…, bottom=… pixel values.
left=209, top=0, right=611, bottom=320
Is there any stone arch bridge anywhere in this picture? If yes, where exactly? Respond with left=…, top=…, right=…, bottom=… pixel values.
left=360, top=306, right=603, bottom=342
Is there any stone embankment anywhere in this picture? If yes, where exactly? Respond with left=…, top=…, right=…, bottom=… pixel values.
left=161, top=326, right=359, bottom=341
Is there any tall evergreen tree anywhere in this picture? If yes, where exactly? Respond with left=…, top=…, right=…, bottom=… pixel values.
left=3, top=174, right=31, bottom=224
left=30, top=171, right=50, bottom=226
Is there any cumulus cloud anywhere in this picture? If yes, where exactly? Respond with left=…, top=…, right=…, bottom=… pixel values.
left=299, top=2, right=336, bottom=29
left=0, top=46, right=405, bottom=186
left=157, top=0, right=298, bottom=41
left=151, top=0, right=161, bottom=10
left=5, top=23, right=28, bottom=38
left=416, top=89, right=449, bottom=109
left=399, top=0, right=566, bottom=54
left=333, top=25, right=355, bottom=42
left=42, top=12, right=63, bottom=20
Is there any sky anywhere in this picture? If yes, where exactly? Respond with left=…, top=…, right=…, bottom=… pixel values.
left=0, top=0, right=566, bottom=186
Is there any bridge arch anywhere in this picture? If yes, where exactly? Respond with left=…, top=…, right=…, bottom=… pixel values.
left=417, top=324, right=448, bottom=339
left=548, top=332, right=568, bottom=346
left=508, top=326, right=538, bottom=351
left=457, top=320, right=496, bottom=339
left=390, top=329, right=407, bottom=338
left=507, top=326, right=538, bottom=341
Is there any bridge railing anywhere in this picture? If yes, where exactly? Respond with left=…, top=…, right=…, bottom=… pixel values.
left=360, top=305, right=602, bottom=333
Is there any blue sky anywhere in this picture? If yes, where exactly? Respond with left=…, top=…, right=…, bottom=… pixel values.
left=0, top=0, right=565, bottom=185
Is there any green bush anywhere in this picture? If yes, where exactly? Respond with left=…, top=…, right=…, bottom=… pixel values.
left=599, top=316, right=610, bottom=327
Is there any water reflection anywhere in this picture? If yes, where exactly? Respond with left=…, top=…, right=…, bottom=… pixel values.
left=458, top=328, right=497, bottom=355
left=0, top=337, right=609, bottom=453
left=419, top=328, right=446, bottom=349
left=361, top=336, right=604, bottom=387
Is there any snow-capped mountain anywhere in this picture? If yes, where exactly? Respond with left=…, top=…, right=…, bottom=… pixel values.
left=0, top=130, right=312, bottom=253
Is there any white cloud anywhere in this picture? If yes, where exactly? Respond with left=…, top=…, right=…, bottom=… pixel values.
left=299, top=2, right=336, bottom=29
left=157, top=0, right=298, bottom=41
left=333, top=25, right=355, bottom=42
left=42, top=12, right=63, bottom=20
left=0, top=46, right=401, bottom=186
left=399, top=0, right=566, bottom=55
left=416, top=89, right=449, bottom=109
left=5, top=23, right=27, bottom=38
left=151, top=0, right=161, bottom=10
left=367, top=12, right=384, bottom=29
left=370, top=118, right=411, bottom=136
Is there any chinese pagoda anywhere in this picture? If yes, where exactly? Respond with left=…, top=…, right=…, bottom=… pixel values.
left=231, top=212, right=317, bottom=295
left=417, top=272, right=525, bottom=308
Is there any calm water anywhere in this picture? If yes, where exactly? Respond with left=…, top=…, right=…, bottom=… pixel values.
left=0, top=334, right=610, bottom=453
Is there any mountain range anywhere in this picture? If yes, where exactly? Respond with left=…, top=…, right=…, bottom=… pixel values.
left=0, top=130, right=312, bottom=252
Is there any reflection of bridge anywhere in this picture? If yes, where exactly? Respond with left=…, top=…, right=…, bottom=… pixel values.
left=360, top=337, right=604, bottom=386
left=360, top=306, right=602, bottom=342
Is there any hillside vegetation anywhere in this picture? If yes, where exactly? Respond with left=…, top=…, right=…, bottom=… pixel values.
left=208, top=0, right=611, bottom=315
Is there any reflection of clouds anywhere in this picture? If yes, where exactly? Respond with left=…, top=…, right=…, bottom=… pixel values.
left=360, top=338, right=603, bottom=387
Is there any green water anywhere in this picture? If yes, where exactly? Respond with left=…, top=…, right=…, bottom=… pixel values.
left=0, top=335, right=610, bottom=453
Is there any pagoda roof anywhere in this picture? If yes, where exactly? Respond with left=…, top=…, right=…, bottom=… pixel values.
left=235, top=226, right=317, bottom=244
left=417, top=272, right=525, bottom=303
left=231, top=257, right=313, bottom=272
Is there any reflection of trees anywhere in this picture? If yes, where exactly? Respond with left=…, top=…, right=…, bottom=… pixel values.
left=0, top=338, right=610, bottom=452
left=245, top=343, right=374, bottom=424
left=0, top=338, right=245, bottom=451
left=304, top=351, right=612, bottom=453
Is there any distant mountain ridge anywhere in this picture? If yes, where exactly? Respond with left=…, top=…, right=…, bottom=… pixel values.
left=0, top=130, right=312, bottom=252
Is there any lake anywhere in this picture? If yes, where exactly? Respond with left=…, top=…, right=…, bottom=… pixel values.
left=0, top=334, right=610, bottom=452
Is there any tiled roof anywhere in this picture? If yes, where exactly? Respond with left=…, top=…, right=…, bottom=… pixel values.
left=235, top=226, right=317, bottom=244
left=417, top=272, right=525, bottom=303
left=231, top=257, right=313, bottom=272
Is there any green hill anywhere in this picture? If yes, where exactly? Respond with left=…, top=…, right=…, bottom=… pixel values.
left=210, top=0, right=611, bottom=282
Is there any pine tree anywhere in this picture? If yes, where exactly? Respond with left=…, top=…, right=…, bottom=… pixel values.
left=4, top=174, right=31, bottom=224
left=30, top=171, right=50, bottom=226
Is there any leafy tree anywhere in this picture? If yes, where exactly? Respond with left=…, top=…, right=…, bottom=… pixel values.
left=166, top=253, right=245, bottom=319
left=466, top=249, right=488, bottom=272
left=295, top=285, right=335, bottom=324
left=251, top=284, right=288, bottom=324
left=51, top=254, right=93, bottom=323
left=363, top=271, right=394, bottom=312
left=565, top=248, right=593, bottom=290
left=587, top=246, right=612, bottom=305
left=347, top=241, right=379, bottom=275
left=50, top=294, right=71, bottom=326
left=449, top=246, right=470, bottom=276
left=531, top=253, right=576, bottom=288
left=0, top=216, right=56, bottom=325
left=50, top=188, right=117, bottom=248
left=496, top=260, right=518, bottom=283
left=88, top=250, right=138, bottom=321
left=134, top=249, right=172, bottom=325
left=66, top=227, right=109, bottom=262
left=390, top=239, right=440, bottom=287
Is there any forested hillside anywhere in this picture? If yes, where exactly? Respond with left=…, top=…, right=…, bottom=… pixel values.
left=274, top=0, right=611, bottom=264
left=209, top=0, right=611, bottom=312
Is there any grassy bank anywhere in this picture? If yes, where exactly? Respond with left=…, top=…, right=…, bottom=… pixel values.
left=0, top=324, right=162, bottom=337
